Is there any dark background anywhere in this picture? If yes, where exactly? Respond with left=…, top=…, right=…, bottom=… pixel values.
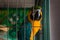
left=50, top=0, right=60, bottom=40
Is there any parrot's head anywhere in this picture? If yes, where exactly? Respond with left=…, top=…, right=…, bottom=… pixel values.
left=30, top=9, right=41, bottom=20
left=28, top=7, right=42, bottom=27
left=28, top=7, right=42, bottom=23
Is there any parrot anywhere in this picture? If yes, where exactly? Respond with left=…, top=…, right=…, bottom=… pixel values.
left=28, top=7, right=42, bottom=40
left=28, top=0, right=43, bottom=40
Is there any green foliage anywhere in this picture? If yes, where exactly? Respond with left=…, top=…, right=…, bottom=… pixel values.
left=0, top=8, right=30, bottom=39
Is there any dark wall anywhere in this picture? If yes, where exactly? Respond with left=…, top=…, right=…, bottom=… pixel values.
left=50, top=0, right=60, bottom=40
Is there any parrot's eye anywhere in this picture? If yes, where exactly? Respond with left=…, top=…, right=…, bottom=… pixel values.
left=30, top=9, right=41, bottom=20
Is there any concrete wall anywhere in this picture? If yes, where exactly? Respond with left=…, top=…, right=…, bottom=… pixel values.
left=50, top=0, right=60, bottom=40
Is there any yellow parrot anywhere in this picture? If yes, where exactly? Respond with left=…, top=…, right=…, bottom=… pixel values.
left=28, top=8, right=42, bottom=40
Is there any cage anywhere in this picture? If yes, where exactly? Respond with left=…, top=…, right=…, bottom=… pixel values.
left=0, top=0, right=49, bottom=40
